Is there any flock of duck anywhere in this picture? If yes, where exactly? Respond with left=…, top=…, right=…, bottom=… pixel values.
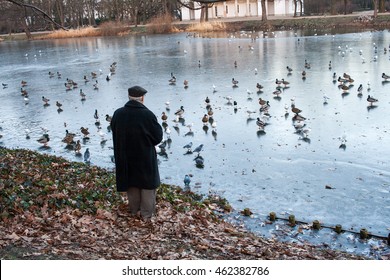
left=0, top=33, right=389, bottom=173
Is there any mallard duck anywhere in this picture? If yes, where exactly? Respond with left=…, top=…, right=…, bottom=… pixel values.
left=62, top=130, right=75, bottom=144
left=64, top=83, right=72, bottom=90
left=183, top=79, right=189, bottom=88
left=205, top=96, right=210, bottom=106
left=207, top=107, right=214, bottom=118
left=80, top=127, right=90, bottom=137
left=84, top=75, right=89, bottom=82
left=286, top=66, right=293, bottom=73
left=202, top=114, right=209, bottom=125
left=37, top=133, right=50, bottom=146
left=21, top=88, right=28, bottom=96
left=232, top=78, right=239, bottom=87
left=273, top=89, right=282, bottom=97
left=91, top=72, right=97, bottom=78
left=169, top=72, right=176, bottom=84
left=48, top=71, right=55, bottom=78
left=291, top=104, right=302, bottom=115
left=256, top=83, right=264, bottom=91
left=367, top=95, right=378, bottom=106
left=93, top=80, right=99, bottom=90
left=80, top=89, right=86, bottom=100
left=282, top=79, right=290, bottom=87
left=2, top=83, right=8, bottom=88
left=382, top=73, right=390, bottom=80
left=74, top=140, right=81, bottom=154
left=174, top=106, right=184, bottom=117
left=42, top=96, right=50, bottom=105
left=256, top=117, right=265, bottom=131
left=161, top=112, right=168, bottom=122
left=56, top=101, right=62, bottom=109
left=21, top=80, right=27, bottom=87
left=105, top=114, right=112, bottom=123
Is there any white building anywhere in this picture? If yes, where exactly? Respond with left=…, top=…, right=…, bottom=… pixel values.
left=181, top=0, right=303, bottom=21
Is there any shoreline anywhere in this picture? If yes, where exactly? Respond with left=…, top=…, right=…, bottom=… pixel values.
left=1, top=12, right=390, bottom=41
left=0, top=146, right=375, bottom=260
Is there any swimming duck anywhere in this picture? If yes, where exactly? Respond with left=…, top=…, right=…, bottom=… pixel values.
left=37, top=133, right=50, bottom=146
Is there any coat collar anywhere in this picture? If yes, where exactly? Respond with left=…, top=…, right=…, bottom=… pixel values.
left=124, top=99, right=146, bottom=109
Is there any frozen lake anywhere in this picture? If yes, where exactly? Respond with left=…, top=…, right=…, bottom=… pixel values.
left=0, top=29, right=389, bottom=258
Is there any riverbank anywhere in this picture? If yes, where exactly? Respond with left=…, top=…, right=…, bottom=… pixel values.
left=1, top=12, right=390, bottom=41
left=0, top=147, right=369, bottom=260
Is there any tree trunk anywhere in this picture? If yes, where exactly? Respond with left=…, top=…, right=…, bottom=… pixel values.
left=330, top=0, right=336, bottom=15
left=344, top=0, right=347, bottom=15
left=261, top=0, right=267, bottom=21
left=379, top=0, right=385, bottom=13
left=294, top=0, right=297, bottom=17
left=373, top=0, right=378, bottom=18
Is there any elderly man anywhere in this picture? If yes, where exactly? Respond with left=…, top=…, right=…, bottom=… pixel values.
left=111, top=86, right=163, bottom=220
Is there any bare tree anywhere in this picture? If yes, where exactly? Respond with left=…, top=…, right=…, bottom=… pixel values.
left=261, top=0, right=267, bottom=21
left=373, top=0, right=378, bottom=17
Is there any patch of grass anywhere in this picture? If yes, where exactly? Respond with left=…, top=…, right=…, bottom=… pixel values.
left=186, top=21, right=226, bottom=32
left=147, top=14, right=179, bottom=34
left=38, top=27, right=101, bottom=39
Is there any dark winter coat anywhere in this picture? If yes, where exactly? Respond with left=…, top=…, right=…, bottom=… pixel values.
left=111, top=100, right=163, bottom=192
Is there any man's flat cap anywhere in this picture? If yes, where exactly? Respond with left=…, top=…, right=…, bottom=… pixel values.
left=128, top=86, right=147, bottom=97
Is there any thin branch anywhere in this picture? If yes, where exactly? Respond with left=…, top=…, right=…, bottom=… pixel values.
left=6, top=0, right=68, bottom=30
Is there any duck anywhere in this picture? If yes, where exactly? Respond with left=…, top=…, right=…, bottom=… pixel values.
left=2, top=83, right=8, bottom=88
left=202, top=114, right=209, bottom=125
left=256, top=117, right=265, bottom=131
left=340, top=84, right=349, bottom=92
left=94, top=109, right=100, bottom=125
left=282, top=79, right=290, bottom=87
left=205, top=96, right=210, bottom=107
left=42, top=96, right=50, bottom=105
left=62, top=130, right=75, bottom=144
left=207, top=107, right=214, bottom=118
left=273, top=89, right=282, bottom=97
left=291, top=104, right=302, bottom=115
left=80, top=127, right=90, bottom=138
left=256, top=83, right=264, bottom=91
left=64, top=83, right=72, bottom=90
left=169, top=73, right=176, bottom=84
left=174, top=106, right=184, bottom=118
left=21, top=80, right=28, bottom=87
left=286, top=66, right=293, bottom=73
left=74, top=140, right=81, bottom=154
left=382, top=73, right=390, bottom=81
left=37, top=133, right=50, bottom=146
left=184, top=174, right=191, bottom=187
left=367, top=95, right=378, bottom=106
left=84, top=75, right=90, bottom=83
left=80, top=89, right=86, bottom=100
left=232, top=78, right=239, bottom=87
left=302, top=70, right=306, bottom=79
left=93, top=80, right=99, bottom=90
left=56, top=101, right=62, bottom=109
left=161, top=112, right=168, bottom=122
left=183, top=79, right=189, bottom=88
left=106, top=114, right=112, bottom=123
left=20, top=88, right=28, bottom=96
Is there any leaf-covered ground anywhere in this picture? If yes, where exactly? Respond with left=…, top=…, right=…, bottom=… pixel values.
left=0, top=147, right=367, bottom=260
